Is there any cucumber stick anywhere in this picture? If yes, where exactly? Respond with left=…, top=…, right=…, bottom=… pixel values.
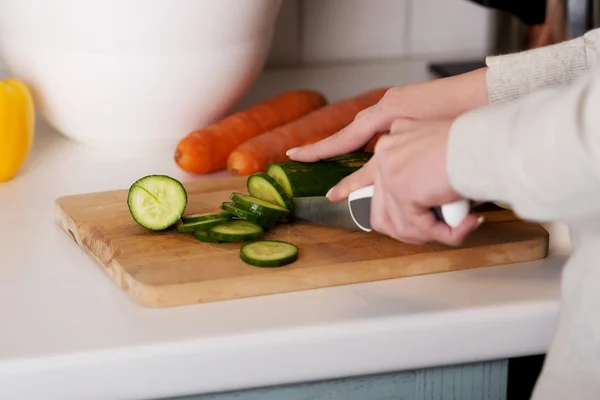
left=127, top=175, right=187, bottom=231
left=240, top=241, right=299, bottom=267
left=267, top=152, right=372, bottom=197
left=208, top=220, right=264, bottom=242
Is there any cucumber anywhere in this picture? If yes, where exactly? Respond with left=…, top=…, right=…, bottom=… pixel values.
left=177, top=218, right=228, bottom=233
left=240, top=240, right=299, bottom=267
left=182, top=212, right=231, bottom=224
left=266, top=152, right=372, bottom=198
left=127, top=175, right=187, bottom=231
left=230, top=193, right=290, bottom=221
left=220, top=202, right=278, bottom=228
left=247, top=172, right=294, bottom=211
left=208, top=220, right=264, bottom=242
left=193, top=230, right=222, bottom=243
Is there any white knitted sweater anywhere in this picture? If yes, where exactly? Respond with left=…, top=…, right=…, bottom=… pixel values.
left=448, top=29, right=600, bottom=400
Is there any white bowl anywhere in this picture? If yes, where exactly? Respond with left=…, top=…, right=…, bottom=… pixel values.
left=0, top=0, right=282, bottom=150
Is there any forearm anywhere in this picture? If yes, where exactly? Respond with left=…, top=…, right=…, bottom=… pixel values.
left=406, top=67, right=489, bottom=120
left=447, top=68, right=600, bottom=223
left=486, top=28, right=600, bottom=103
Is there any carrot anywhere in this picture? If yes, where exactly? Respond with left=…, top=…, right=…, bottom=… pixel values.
left=174, top=90, right=327, bottom=174
left=302, top=88, right=390, bottom=148
left=226, top=88, right=388, bottom=176
left=365, top=132, right=387, bottom=152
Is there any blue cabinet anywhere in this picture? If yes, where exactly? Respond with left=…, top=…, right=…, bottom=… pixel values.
left=170, top=360, right=508, bottom=400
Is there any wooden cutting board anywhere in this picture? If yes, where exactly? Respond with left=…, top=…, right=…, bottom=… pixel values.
left=55, top=176, right=549, bottom=308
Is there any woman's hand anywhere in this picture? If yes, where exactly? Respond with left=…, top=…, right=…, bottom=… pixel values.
left=328, top=118, right=482, bottom=246
left=287, top=68, right=488, bottom=163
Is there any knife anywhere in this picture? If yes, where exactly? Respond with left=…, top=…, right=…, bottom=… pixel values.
left=293, top=185, right=471, bottom=232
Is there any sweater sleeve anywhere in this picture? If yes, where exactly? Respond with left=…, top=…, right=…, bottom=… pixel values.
left=485, top=28, right=600, bottom=103
left=447, top=66, right=600, bottom=223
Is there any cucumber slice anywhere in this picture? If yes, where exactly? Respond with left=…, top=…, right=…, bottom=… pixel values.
left=182, top=212, right=231, bottom=224
left=247, top=172, right=294, bottom=212
left=240, top=240, right=299, bottom=267
left=208, top=220, right=264, bottom=242
left=220, top=202, right=278, bottom=228
left=177, top=218, right=228, bottom=233
left=193, top=230, right=222, bottom=243
left=266, top=164, right=293, bottom=198
left=230, top=193, right=290, bottom=220
left=127, top=175, right=187, bottom=231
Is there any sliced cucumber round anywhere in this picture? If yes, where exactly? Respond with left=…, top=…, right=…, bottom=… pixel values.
left=127, top=175, right=187, bottom=231
left=240, top=240, right=299, bottom=267
left=177, top=218, right=228, bottom=233
left=266, top=164, right=293, bottom=198
left=220, top=202, right=277, bottom=228
left=247, top=172, right=294, bottom=212
left=193, top=230, right=222, bottom=243
left=208, top=220, right=264, bottom=242
left=182, top=212, right=231, bottom=224
left=230, top=193, right=290, bottom=220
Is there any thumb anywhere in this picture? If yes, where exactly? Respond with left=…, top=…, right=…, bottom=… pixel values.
left=327, top=161, right=376, bottom=201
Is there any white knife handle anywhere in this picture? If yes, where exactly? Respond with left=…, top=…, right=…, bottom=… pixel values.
left=348, top=185, right=374, bottom=202
left=348, top=185, right=470, bottom=231
left=437, top=199, right=471, bottom=228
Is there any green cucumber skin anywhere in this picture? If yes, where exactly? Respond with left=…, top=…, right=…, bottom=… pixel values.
left=177, top=218, right=227, bottom=233
left=220, top=202, right=278, bottom=228
left=239, top=241, right=299, bottom=268
left=181, top=212, right=231, bottom=224
left=267, top=152, right=372, bottom=198
left=208, top=221, right=264, bottom=242
left=127, top=174, right=188, bottom=231
left=247, top=172, right=295, bottom=215
left=229, top=193, right=290, bottom=220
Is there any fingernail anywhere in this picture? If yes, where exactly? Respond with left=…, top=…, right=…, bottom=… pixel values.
left=286, top=148, right=299, bottom=157
left=325, top=188, right=334, bottom=200
left=476, top=216, right=485, bottom=226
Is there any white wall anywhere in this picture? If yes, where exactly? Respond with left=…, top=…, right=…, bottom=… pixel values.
left=267, top=0, right=495, bottom=67
left=0, top=31, right=5, bottom=79
left=0, top=0, right=495, bottom=76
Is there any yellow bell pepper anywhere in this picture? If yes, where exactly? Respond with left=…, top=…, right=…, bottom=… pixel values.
left=0, top=78, right=35, bottom=182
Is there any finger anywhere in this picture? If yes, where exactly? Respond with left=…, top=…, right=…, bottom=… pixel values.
left=421, top=213, right=483, bottom=246
left=287, top=106, right=397, bottom=162
left=327, top=161, right=376, bottom=201
left=393, top=230, right=428, bottom=245
left=354, top=106, right=373, bottom=120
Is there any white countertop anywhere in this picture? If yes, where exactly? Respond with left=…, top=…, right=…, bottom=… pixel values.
left=0, top=59, right=567, bottom=400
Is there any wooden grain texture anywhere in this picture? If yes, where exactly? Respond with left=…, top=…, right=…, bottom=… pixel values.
left=55, top=176, right=549, bottom=308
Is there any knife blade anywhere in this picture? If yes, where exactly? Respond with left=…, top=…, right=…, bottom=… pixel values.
left=292, top=185, right=471, bottom=232
left=293, top=195, right=363, bottom=231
